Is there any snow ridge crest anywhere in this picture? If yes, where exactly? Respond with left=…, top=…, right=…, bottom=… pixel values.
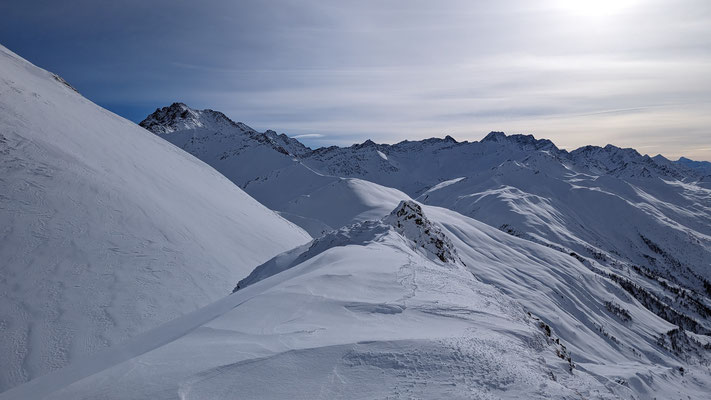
left=384, top=201, right=463, bottom=264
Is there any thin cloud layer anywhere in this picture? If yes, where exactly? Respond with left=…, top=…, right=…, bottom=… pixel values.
left=1, top=0, right=709, bottom=159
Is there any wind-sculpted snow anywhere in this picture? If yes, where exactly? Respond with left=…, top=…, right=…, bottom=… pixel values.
left=236, top=201, right=460, bottom=292
left=0, top=45, right=310, bottom=392
left=234, top=220, right=390, bottom=291
left=6, top=203, right=710, bottom=399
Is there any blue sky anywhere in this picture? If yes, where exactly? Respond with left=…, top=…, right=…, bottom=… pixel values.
left=1, top=0, right=710, bottom=159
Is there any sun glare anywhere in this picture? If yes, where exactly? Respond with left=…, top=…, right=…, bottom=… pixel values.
left=555, top=0, right=638, bottom=16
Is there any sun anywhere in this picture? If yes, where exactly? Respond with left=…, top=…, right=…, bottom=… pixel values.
left=555, top=0, right=638, bottom=16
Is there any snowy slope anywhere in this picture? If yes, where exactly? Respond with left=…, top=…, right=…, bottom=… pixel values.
left=5, top=202, right=709, bottom=400
left=297, top=132, right=711, bottom=340
left=0, top=45, right=310, bottom=392
left=141, top=104, right=410, bottom=236
left=413, top=138, right=711, bottom=339
left=143, top=101, right=711, bottom=351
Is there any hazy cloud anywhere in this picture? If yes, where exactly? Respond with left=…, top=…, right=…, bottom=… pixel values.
left=1, top=0, right=709, bottom=159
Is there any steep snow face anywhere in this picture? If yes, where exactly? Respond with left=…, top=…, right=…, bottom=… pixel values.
left=7, top=203, right=710, bottom=400
left=141, top=104, right=410, bottom=236
left=0, top=45, right=310, bottom=391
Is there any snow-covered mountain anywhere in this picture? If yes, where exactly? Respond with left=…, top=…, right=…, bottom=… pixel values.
left=312, top=133, right=711, bottom=348
left=677, top=156, right=711, bottom=178
left=5, top=202, right=709, bottom=399
left=142, top=105, right=711, bottom=338
left=140, top=104, right=711, bottom=393
left=0, top=45, right=310, bottom=392
left=140, top=104, right=409, bottom=236
left=3, top=44, right=711, bottom=399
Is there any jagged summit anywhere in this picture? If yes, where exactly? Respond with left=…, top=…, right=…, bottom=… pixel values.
left=356, top=139, right=377, bottom=148
left=568, top=143, right=685, bottom=179
left=139, top=102, right=243, bottom=134
left=481, top=131, right=558, bottom=152
left=140, top=102, right=311, bottom=157
left=384, top=200, right=462, bottom=264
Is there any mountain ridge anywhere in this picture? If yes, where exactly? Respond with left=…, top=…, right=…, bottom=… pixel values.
left=140, top=102, right=711, bottom=178
left=140, top=101, right=711, bottom=362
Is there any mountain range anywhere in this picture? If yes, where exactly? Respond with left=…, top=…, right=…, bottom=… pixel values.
left=1, top=44, right=710, bottom=399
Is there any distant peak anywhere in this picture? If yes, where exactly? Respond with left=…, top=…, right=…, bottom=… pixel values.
left=481, top=131, right=507, bottom=142
left=139, top=102, right=238, bottom=134
left=443, top=135, right=457, bottom=143
left=168, top=102, right=189, bottom=109
left=354, top=139, right=377, bottom=149
left=481, top=131, right=557, bottom=151
left=572, top=143, right=641, bottom=158
left=652, top=154, right=670, bottom=163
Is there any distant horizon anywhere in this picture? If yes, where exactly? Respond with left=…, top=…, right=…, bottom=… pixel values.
left=137, top=100, right=711, bottom=162
left=2, top=0, right=709, bottom=160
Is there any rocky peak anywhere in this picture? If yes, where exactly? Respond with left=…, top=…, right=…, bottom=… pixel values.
left=139, top=103, right=238, bottom=135
left=481, top=131, right=558, bottom=152
left=481, top=131, right=507, bottom=142
left=569, top=144, right=687, bottom=179
left=354, top=139, right=377, bottom=149
left=384, top=201, right=462, bottom=264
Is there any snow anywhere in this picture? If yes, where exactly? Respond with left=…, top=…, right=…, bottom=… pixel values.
left=292, top=131, right=711, bottom=341
left=3, top=43, right=711, bottom=399
left=141, top=104, right=410, bottom=236
left=0, top=44, right=310, bottom=392
left=131, top=101, right=711, bottom=398
left=423, top=176, right=466, bottom=194
left=5, top=202, right=709, bottom=399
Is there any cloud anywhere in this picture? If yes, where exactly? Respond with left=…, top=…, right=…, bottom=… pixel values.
left=291, top=133, right=325, bottom=139
left=1, top=0, right=709, bottom=159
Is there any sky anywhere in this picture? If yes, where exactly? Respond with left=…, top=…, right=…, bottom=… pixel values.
left=1, top=0, right=710, bottom=160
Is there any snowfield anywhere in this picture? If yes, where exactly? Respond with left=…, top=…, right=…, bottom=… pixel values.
left=0, top=44, right=309, bottom=392
left=2, top=41, right=711, bottom=399
left=3, top=202, right=709, bottom=399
